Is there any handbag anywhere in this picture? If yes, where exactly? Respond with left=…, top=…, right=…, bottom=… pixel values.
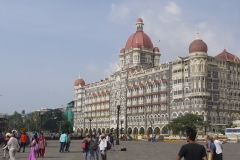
left=34, top=143, right=39, bottom=151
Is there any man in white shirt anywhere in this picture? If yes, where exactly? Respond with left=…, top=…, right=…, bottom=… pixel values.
left=214, top=135, right=227, bottom=160
left=99, top=134, right=107, bottom=160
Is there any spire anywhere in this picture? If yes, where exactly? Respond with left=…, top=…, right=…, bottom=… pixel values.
left=136, top=17, right=144, bottom=31
left=196, top=26, right=200, bottom=39
left=79, top=71, right=81, bottom=78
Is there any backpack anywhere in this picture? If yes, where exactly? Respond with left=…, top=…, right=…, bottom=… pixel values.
left=82, top=139, right=88, bottom=150
left=107, top=141, right=111, bottom=150
left=110, top=136, right=114, bottom=142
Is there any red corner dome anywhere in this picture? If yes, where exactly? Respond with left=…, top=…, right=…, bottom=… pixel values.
left=215, top=49, right=239, bottom=61
left=125, top=31, right=153, bottom=49
left=120, top=48, right=125, bottom=54
left=74, top=78, right=85, bottom=86
left=189, top=39, right=208, bottom=53
left=153, top=47, right=160, bottom=52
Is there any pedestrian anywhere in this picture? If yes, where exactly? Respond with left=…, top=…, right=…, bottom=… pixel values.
left=59, top=131, right=67, bottom=153
left=19, top=131, right=27, bottom=152
left=82, top=133, right=90, bottom=160
left=89, top=134, right=96, bottom=160
left=38, top=133, right=47, bottom=158
left=28, top=133, right=38, bottom=160
left=65, top=131, right=71, bottom=152
left=2, top=133, right=10, bottom=159
left=92, top=134, right=99, bottom=160
left=176, top=128, right=207, bottom=160
left=2, top=133, right=20, bottom=160
left=109, top=133, right=115, bottom=151
left=99, top=133, right=107, bottom=160
left=214, top=135, right=227, bottom=160
left=206, top=136, right=216, bottom=160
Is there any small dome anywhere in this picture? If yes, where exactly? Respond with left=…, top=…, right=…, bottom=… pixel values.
left=120, top=48, right=125, bottom=54
left=215, top=49, right=239, bottom=61
left=74, top=78, right=85, bottom=86
left=189, top=39, right=208, bottom=53
left=153, top=47, right=160, bottom=53
left=137, top=17, right=143, bottom=23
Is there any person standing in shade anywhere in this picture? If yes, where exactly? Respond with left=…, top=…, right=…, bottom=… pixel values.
left=19, top=131, right=27, bottom=152
left=59, top=132, right=67, bottom=153
left=2, top=133, right=20, bottom=160
left=99, top=133, right=107, bottom=160
left=214, top=135, right=227, bottom=160
left=82, top=133, right=90, bottom=160
left=176, top=128, right=207, bottom=160
left=92, top=134, right=99, bottom=160
left=65, top=131, right=71, bottom=152
left=109, top=133, right=114, bottom=151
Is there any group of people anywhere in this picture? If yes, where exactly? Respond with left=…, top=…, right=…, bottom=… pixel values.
left=176, top=128, right=227, bottom=160
left=59, top=131, right=71, bottom=153
left=82, top=132, right=115, bottom=160
left=1, top=130, right=47, bottom=160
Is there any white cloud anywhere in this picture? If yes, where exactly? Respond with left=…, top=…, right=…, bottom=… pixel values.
left=108, top=3, right=131, bottom=23
left=104, top=61, right=119, bottom=76
left=87, top=63, right=97, bottom=72
left=165, top=2, right=181, bottom=15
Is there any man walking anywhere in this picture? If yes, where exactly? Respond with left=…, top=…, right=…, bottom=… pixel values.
left=65, top=132, right=71, bottom=152
left=92, top=134, right=99, bottom=160
left=214, top=135, right=227, bottom=160
left=99, top=133, right=107, bottom=160
left=176, top=128, right=207, bottom=160
left=19, top=131, right=27, bottom=152
left=82, top=133, right=90, bottom=160
left=59, top=132, right=67, bottom=153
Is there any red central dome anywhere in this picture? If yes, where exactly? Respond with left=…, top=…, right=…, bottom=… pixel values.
left=125, top=18, right=153, bottom=50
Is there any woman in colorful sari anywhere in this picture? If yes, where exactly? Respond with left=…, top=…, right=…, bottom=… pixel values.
left=38, top=133, right=47, bottom=157
left=28, top=133, right=38, bottom=160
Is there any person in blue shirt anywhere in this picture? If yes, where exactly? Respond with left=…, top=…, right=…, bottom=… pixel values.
left=59, top=132, right=67, bottom=153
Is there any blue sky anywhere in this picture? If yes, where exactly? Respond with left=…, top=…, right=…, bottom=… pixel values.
left=0, top=0, right=240, bottom=114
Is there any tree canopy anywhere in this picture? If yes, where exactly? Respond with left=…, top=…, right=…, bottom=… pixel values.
left=166, top=114, right=208, bottom=134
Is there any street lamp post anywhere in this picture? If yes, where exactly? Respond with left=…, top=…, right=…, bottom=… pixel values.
left=39, top=112, right=44, bottom=134
left=116, top=105, right=120, bottom=145
left=88, top=117, right=93, bottom=140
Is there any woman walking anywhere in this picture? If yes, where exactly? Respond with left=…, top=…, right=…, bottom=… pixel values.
left=38, top=133, right=47, bottom=157
left=28, top=133, right=38, bottom=160
left=2, top=133, right=20, bottom=160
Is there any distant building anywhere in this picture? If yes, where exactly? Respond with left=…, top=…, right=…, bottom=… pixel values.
left=73, top=17, right=240, bottom=135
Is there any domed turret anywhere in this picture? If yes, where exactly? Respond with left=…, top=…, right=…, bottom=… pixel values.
left=189, top=27, right=208, bottom=53
left=74, top=76, right=85, bottom=86
left=120, top=48, right=125, bottom=54
left=153, top=47, right=160, bottom=53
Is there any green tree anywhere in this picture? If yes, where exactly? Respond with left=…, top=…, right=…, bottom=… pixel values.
left=41, top=109, right=63, bottom=132
left=61, top=120, right=70, bottom=133
left=166, top=114, right=207, bottom=134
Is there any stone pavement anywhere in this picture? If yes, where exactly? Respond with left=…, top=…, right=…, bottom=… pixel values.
left=1, top=140, right=240, bottom=160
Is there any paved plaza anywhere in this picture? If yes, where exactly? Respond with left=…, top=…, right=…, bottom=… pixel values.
left=1, top=140, right=240, bottom=160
